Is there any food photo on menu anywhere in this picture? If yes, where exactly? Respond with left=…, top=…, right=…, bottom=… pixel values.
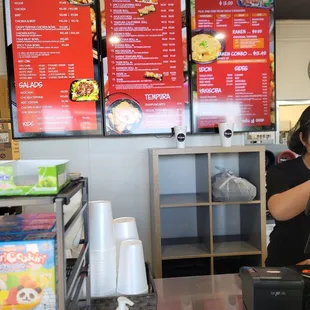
left=3, top=0, right=103, bottom=138
left=67, top=0, right=95, bottom=4
left=138, top=5, right=156, bottom=16
left=69, top=79, right=100, bottom=102
left=238, top=0, right=273, bottom=8
left=190, top=0, right=275, bottom=133
left=107, top=99, right=143, bottom=134
left=102, top=0, right=190, bottom=135
left=191, top=29, right=225, bottom=63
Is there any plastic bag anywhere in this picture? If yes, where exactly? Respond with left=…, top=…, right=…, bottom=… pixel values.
left=212, top=167, right=257, bottom=202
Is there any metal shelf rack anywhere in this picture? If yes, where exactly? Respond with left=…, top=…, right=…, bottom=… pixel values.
left=0, top=177, right=91, bottom=310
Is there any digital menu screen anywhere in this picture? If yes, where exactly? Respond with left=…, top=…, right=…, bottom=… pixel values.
left=190, top=0, right=275, bottom=133
left=4, top=0, right=103, bottom=138
left=102, top=0, right=189, bottom=135
left=3, top=0, right=276, bottom=138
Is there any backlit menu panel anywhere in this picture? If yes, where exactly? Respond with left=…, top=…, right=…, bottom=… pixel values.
left=5, top=0, right=102, bottom=138
left=191, top=0, right=275, bottom=132
left=104, top=0, right=189, bottom=135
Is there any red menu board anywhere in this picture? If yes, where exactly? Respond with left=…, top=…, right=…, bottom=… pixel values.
left=191, top=0, right=275, bottom=132
left=5, top=0, right=103, bottom=138
left=104, top=0, right=188, bottom=135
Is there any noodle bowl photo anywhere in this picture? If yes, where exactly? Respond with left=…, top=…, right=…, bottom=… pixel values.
left=191, top=29, right=225, bottom=64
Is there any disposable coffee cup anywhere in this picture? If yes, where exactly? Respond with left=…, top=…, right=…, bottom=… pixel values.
left=90, top=247, right=117, bottom=297
left=174, top=126, right=187, bottom=148
left=117, top=239, right=148, bottom=295
left=90, top=247, right=117, bottom=272
left=90, top=278, right=116, bottom=297
left=113, top=217, right=139, bottom=265
left=89, top=200, right=115, bottom=251
left=218, top=123, right=234, bottom=147
left=90, top=248, right=117, bottom=262
left=113, top=217, right=139, bottom=244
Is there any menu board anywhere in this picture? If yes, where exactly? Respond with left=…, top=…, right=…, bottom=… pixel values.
left=190, top=0, right=275, bottom=133
left=4, top=0, right=103, bottom=138
left=3, top=0, right=276, bottom=138
left=102, top=0, right=189, bottom=135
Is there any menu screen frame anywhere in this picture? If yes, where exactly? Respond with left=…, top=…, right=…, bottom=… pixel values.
left=3, top=0, right=104, bottom=139
left=189, top=0, right=276, bottom=134
left=102, top=0, right=191, bottom=136
left=3, top=0, right=277, bottom=138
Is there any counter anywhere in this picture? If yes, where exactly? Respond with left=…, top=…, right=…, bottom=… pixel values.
left=155, top=274, right=244, bottom=310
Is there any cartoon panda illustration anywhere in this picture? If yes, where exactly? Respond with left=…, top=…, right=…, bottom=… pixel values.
left=16, top=286, right=42, bottom=308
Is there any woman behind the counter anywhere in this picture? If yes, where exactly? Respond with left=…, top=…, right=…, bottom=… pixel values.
left=266, top=106, right=310, bottom=267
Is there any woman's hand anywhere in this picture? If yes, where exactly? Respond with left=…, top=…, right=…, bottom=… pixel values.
left=297, top=259, right=310, bottom=265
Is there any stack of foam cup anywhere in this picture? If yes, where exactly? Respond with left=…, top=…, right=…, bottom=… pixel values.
left=117, top=239, right=148, bottom=295
left=89, top=201, right=116, bottom=297
left=113, top=217, right=139, bottom=267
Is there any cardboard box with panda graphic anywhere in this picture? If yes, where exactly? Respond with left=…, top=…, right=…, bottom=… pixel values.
left=0, top=239, right=56, bottom=309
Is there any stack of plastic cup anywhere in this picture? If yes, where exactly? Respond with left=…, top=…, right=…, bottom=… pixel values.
left=89, top=201, right=116, bottom=297
left=113, top=217, right=139, bottom=263
left=117, top=240, right=148, bottom=295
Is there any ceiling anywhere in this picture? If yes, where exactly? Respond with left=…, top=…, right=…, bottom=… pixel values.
left=276, top=0, right=310, bottom=19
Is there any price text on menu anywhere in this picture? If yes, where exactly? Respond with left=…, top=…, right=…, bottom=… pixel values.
left=193, top=0, right=271, bottom=129
left=9, top=0, right=96, bottom=133
left=105, top=0, right=186, bottom=134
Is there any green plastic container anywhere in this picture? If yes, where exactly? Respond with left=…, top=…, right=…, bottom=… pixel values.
left=0, top=160, right=69, bottom=196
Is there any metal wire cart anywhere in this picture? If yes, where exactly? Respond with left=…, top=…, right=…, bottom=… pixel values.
left=0, top=178, right=91, bottom=310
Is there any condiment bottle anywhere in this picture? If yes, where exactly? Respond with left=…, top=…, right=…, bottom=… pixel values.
left=116, top=296, right=134, bottom=310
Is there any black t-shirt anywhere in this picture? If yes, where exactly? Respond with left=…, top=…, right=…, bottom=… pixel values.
left=266, top=156, right=310, bottom=267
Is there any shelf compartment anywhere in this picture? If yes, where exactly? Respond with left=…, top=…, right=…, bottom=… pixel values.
left=210, top=152, right=262, bottom=202
left=214, top=255, right=261, bottom=275
left=162, top=257, right=211, bottom=278
left=212, top=200, right=260, bottom=206
left=65, top=201, right=87, bottom=236
left=162, top=237, right=211, bottom=260
left=68, top=272, right=87, bottom=310
left=0, top=196, right=54, bottom=208
left=213, top=241, right=261, bottom=257
left=161, top=206, right=211, bottom=260
left=158, top=154, right=209, bottom=201
left=212, top=203, right=262, bottom=257
left=160, top=193, right=209, bottom=208
left=66, top=243, right=89, bottom=306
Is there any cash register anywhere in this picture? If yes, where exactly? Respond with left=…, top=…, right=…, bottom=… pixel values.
left=240, top=200, right=310, bottom=310
left=240, top=266, right=304, bottom=310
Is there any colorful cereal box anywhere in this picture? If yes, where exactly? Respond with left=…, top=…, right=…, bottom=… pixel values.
left=0, top=240, right=56, bottom=309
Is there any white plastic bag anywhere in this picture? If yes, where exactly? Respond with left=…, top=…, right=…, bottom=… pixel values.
left=212, top=167, right=257, bottom=202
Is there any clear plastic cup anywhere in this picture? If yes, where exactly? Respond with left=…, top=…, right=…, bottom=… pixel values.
left=89, top=201, right=115, bottom=251
left=117, top=240, right=148, bottom=295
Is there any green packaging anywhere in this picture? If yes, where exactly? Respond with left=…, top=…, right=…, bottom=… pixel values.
left=0, top=160, right=69, bottom=196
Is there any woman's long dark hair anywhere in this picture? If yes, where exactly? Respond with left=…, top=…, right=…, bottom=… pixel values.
left=288, top=106, right=310, bottom=155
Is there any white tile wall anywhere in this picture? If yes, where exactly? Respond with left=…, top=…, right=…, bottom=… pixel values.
left=0, top=3, right=253, bottom=259
left=20, top=135, right=243, bottom=260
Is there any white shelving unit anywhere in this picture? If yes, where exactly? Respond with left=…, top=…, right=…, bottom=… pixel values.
left=149, top=146, right=266, bottom=278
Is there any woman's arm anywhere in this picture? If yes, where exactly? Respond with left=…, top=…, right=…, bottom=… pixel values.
left=268, top=180, right=310, bottom=221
